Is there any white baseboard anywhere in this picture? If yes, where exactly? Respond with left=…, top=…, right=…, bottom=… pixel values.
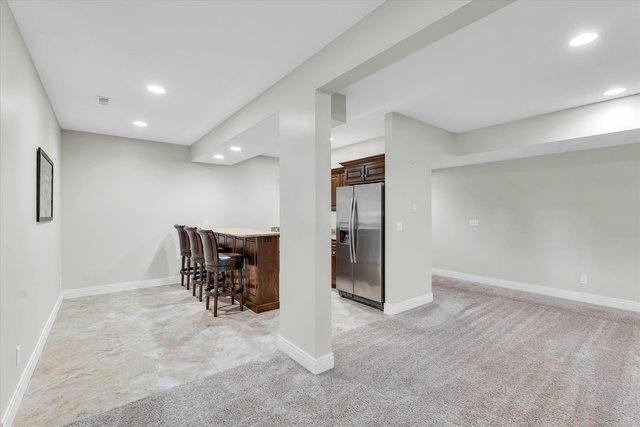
left=63, top=275, right=180, bottom=299
left=384, top=292, right=434, bottom=315
left=277, top=335, right=334, bottom=375
left=1, top=292, right=63, bottom=427
left=432, top=268, right=640, bottom=313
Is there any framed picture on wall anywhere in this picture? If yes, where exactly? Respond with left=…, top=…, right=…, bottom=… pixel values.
left=36, top=147, right=53, bottom=222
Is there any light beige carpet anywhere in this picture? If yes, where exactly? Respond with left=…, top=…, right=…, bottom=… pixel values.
left=70, top=276, right=640, bottom=426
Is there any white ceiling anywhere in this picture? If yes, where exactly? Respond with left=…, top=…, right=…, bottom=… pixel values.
left=8, top=0, right=382, bottom=145
left=332, top=0, right=640, bottom=147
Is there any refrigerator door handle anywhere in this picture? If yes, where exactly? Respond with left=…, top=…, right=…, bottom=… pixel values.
left=352, top=197, right=358, bottom=263
left=348, top=196, right=355, bottom=263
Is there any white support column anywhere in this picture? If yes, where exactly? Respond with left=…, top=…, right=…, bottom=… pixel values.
left=384, top=112, right=455, bottom=315
left=277, top=91, right=333, bottom=374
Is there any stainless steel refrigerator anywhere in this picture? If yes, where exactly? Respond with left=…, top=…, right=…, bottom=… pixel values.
left=336, top=182, right=384, bottom=309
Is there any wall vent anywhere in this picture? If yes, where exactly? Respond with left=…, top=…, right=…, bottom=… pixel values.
left=97, top=95, right=111, bottom=106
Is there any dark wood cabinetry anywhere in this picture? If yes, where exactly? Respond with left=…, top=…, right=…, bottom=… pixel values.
left=341, top=154, right=385, bottom=185
left=330, top=154, right=385, bottom=211
left=331, top=167, right=344, bottom=212
left=215, top=232, right=280, bottom=313
left=331, top=240, right=337, bottom=287
left=343, top=164, right=365, bottom=184
left=364, top=156, right=385, bottom=182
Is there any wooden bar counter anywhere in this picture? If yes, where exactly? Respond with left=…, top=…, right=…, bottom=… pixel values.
left=211, top=227, right=279, bottom=313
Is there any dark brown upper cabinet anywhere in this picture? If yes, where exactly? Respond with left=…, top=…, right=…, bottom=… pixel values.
left=344, top=165, right=365, bottom=184
left=341, top=154, right=385, bottom=185
left=330, top=154, right=385, bottom=211
left=364, top=156, right=385, bottom=182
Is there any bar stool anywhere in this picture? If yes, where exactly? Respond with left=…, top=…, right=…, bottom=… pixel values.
left=173, top=224, right=192, bottom=289
left=185, top=226, right=206, bottom=301
left=197, top=228, right=245, bottom=317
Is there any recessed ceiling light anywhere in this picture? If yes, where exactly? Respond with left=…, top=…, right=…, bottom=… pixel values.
left=213, top=154, right=224, bottom=159
left=147, top=84, right=166, bottom=94
left=569, top=32, right=598, bottom=47
left=133, top=120, right=147, bottom=128
left=229, top=146, right=242, bottom=152
left=603, top=87, right=626, bottom=96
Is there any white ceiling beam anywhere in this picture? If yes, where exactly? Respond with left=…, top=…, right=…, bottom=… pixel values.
left=319, top=0, right=513, bottom=94
left=455, top=95, right=640, bottom=155
left=191, top=0, right=512, bottom=162
left=331, top=93, right=346, bottom=127
left=432, top=95, right=640, bottom=169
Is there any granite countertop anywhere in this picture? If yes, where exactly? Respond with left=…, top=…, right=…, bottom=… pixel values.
left=211, top=227, right=280, bottom=238
left=205, top=227, right=330, bottom=239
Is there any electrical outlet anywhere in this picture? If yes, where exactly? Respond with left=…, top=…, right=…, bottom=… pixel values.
left=396, top=222, right=403, bottom=232
left=469, top=219, right=479, bottom=226
left=411, top=204, right=418, bottom=213
left=16, top=345, right=21, bottom=367
left=580, top=275, right=588, bottom=285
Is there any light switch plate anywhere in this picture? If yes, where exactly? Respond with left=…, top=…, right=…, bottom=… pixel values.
left=469, top=219, right=479, bottom=226
left=396, top=222, right=403, bottom=232
left=580, top=275, right=588, bottom=285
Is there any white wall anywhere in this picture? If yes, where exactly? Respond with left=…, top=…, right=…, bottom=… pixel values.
left=384, top=113, right=455, bottom=311
left=432, top=143, right=640, bottom=303
left=0, top=0, right=62, bottom=421
left=331, top=136, right=384, bottom=168
left=61, top=130, right=279, bottom=290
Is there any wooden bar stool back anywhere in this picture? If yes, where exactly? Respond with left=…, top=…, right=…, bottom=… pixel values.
left=174, top=224, right=192, bottom=288
left=197, top=229, right=245, bottom=317
left=185, top=226, right=206, bottom=301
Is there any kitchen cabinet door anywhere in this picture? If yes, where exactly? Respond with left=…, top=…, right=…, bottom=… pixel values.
left=340, top=154, right=384, bottom=185
left=344, top=165, right=365, bottom=184
left=364, top=159, right=385, bottom=182
left=331, top=168, right=343, bottom=211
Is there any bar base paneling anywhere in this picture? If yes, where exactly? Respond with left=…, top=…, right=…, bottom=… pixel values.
left=215, top=231, right=280, bottom=313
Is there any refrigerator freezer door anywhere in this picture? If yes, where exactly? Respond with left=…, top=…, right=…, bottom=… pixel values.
left=353, top=183, right=384, bottom=303
left=335, top=186, right=354, bottom=294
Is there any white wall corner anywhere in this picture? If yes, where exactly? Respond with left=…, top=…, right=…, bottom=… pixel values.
left=63, top=275, right=180, bottom=299
left=384, top=293, right=434, bottom=315
left=277, top=335, right=334, bottom=375
left=432, top=268, right=640, bottom=313
left=2, top=292, right=63, bottom=427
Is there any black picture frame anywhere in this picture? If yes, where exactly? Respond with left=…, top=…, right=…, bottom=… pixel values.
left=36, top=147, right=54, bottom=222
